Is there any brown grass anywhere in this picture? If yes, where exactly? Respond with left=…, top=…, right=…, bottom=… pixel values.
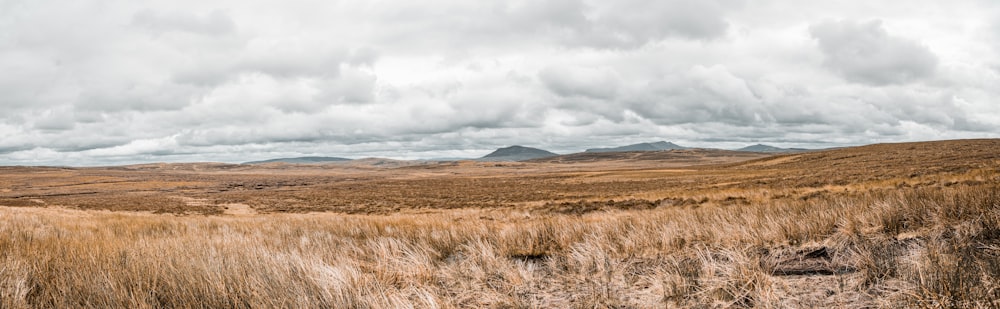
left=1, top=139, right=999, bottom=308
left=0, top=185, right=998, bottom=307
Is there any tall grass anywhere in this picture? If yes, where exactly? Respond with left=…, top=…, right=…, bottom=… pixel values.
left=2, top=185, right=999, bottom=307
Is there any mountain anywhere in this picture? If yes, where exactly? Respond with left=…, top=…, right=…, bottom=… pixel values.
left=527, top=148, right=767, bottom=164
left=340, top=158, right=435, bottom=168
left=585, top=141, right=687, bottom=153
left=242, top=156, right=352, bottom=164
left=425, top=157, right=473, bottom=162
left=735, top=144, right=809, bottom=153
left=478, top=146, right=558, bottom=161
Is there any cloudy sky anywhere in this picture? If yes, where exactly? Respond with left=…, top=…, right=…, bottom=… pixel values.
left=2, top=0, right=999, bottom=165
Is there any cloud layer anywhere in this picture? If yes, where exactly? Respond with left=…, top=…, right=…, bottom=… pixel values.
left=810, top=20, right=938, bottom=85
left=1, top=0, right=998, bottom=165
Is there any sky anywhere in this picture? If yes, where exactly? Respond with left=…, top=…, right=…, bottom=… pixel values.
left=1, top=0, right=999, bottom=165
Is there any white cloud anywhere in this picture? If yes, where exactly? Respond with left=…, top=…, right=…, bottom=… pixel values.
left=0, top=0, right=998, bottom=165
left=810, top=19, right=939, bottom=85
left=132, top=9, right=236, bottom=37
left=539, top=65, right=621, bottom=100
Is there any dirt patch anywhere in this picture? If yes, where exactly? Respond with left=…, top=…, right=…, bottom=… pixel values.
left=222, top=203, right=256, bottom=216
left=763, top=247, right=855, bottom=276
left=772, top=274, right=874, bottom=308
left=168, top=196, right=225, bottom=215
left=173, top=196, right=255, bottom=216
left=534, top=198, right=692, bottom=214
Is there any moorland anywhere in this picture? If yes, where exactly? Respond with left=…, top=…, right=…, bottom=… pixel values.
left=1, top=139, right=999, bottom=308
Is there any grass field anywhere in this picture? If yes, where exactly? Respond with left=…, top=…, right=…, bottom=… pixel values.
left=2, top=139, right=1000, bottom=308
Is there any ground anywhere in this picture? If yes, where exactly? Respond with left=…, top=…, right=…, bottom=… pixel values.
left=1, top=139, right=999, bottom=308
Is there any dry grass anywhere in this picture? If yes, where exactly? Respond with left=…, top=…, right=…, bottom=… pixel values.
left=1, top=139, right=1000, bottom=308
left=0, top=185, right=999, bottom=307
left=2, top=140, right=997, bottom=216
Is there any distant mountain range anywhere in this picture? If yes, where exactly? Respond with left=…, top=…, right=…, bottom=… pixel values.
left=242, top=156, right=352, bottom=164
left=585, top=141, right=687, bottom=153
left=586, top=141, right=812, bottom=153
left=735, top=144, right=810, bottom=153
left=477, top=146, right=557, bottom=161
left=241, top=142, right=813, bottom=165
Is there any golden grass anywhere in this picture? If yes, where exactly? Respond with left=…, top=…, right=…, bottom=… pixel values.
left=3, top=139, right=997, bottom=216
left=2, top=139, right=999, bottom=307
left=2, top=184, right=999, bottom=308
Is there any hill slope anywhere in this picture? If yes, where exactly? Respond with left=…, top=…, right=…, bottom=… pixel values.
left=243, top=156, right=352, bottom=164
left=730, top=139, right=1000, bottom=186
left=736, top=144, right=808, bottom=153
left=478, top=146, right=557, bottom=161
left=585, top=141, right=687, bottom=153
left=527, top=148, right=768, bottom=164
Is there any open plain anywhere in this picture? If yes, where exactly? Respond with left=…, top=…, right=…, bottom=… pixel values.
left=2, top=139, right=1000, bottom=308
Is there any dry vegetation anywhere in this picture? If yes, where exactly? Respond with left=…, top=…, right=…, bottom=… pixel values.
left=1, top=139, right=1000, bottom=308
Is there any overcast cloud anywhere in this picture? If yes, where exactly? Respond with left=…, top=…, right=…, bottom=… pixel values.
left=1, top=0, right=998, bottom=165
